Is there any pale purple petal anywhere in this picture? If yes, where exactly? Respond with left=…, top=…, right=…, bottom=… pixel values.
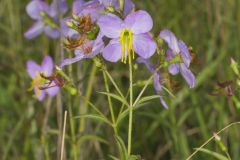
left=179, top=64, right=196, bottom=88
left=159, top=29, right=180, bottom=54
left=59, top=55, right=84, bottom=67
left=136, top=57, right=155, bottom=73
left=125, top=10, right=153, bottom=34
left=153, top=73, right=162, bottom=93
left=81, top=0, right=104, bottom=21
left=61, top=18, right=79, bottom=37
left=178, top=40, right=191, bottom=67
left=73, top=0, right=84, bottom=15
left=26, top=0, right=49, bottom=20
left=49, top=0, right=68, bottom=17
left=26, top=60, right=41, bottom=79
left=153, top=73, right=168, bottom=109
left=166, top=49, right=180, bottom=75
left=99, top=0, right=117, bottom=6
left=34, top=88, right=46, bottom=101
left=46, top=86, right=60, bottom=97
left=160, top=97, right=168, bottom=109
left=44, top=26, right=60, bottom=39
left=102, top=39, right=122, bottom=62
left=98, top=13, right=123, bottom=38
left=24, top=21, right=44, bottom=39
left=133, top=33, right=157, bottom=59
left=123, top=0, right=135, bottom=17
left=168, top=64, right=180, bottom=75
left=41, top=55, right=54, bottom=76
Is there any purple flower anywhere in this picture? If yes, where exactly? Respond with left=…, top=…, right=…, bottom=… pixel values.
left=73, top=0, right=134, bottom=21
left=59, top=32, right=104, bottom=67
left=98, top=10, right=157, bottom=63
left=159, top=29, right=196, bottom=88
left=24, top=0, right=68, bottom=39
left=27, top=55, right=59, bottom=101
left=136, top=57, right=168, bottom=109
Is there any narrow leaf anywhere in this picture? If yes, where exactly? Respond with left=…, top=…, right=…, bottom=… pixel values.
left=98, top=92, right=129, bottom=107
left=74, top=114, right=112, bottom=126
left=195, top=148, right=229, bottom=160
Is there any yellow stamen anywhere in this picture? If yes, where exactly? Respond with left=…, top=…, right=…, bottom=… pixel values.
left=119, top=29, right=134, bottom=64
left=28, top=72, right=47, bottom=97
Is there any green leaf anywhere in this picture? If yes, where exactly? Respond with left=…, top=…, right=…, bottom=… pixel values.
left=115, top=136, right=128, bottom=160
left=98, top=92, right=129, bottom=107
left=195, top=148, right=229, bottom=160
left=136, top=95, right=162, bottom=106
left=116, top=103, right=146, bottom=125
left=78, top=135, right=108, bottom=145
left=74, top=114, right=112, bottom=126
left=108, top=155, right=119, bottom=160
left=80, top=96, right=106, bottom=117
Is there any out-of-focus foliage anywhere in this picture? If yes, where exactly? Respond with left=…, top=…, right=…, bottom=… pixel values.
left=0, top=0, right=240, bottom=159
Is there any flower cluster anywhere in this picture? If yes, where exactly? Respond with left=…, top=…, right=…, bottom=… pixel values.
left=25, top=0, right=196, bottom=108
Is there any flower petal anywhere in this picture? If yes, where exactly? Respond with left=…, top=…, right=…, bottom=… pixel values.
left=59, top=55, right=85, bottom=68
left=153, top=73, right=168, bottom=109
left=159, top=29, right=180, bottom=54
left=133, top=33, right=157, bottom=59
left=136, top=57, right=155, bottom=73
left=41, top=55, right=54, bottom=76
left=179, top=64, right=196, bottom=88
left=99, top=0, right=118, bottom=7
left=24, top=21, right=44, bottom=39
left=178, top=40, right=191, bottom=67
left=49, top=0, right=68, bottom=17
left=166, top=49, right=180, bottom=75
left=34, top=88, right=46, bottom=101
left=26, top=0, right=49, bottom=20
left=123, top=0, right=135, bottom=17
left=46, top=86, right=60, bottom=97
left=26, top=60, right=41, bottom=79
left=102, top=39, right=122, bottom=62
left=160, top=97, right=168, bottom=109
left=73, top=0, right=85, bottom=15
left=81, top=0, right=104, bottom=21
left=61, top=18, right=79, bottom=37
left=98, top=13, right=123, bottom=38
left=44, top=26, right=60, bottom=39
left=125, top=10, right=153, bottom=34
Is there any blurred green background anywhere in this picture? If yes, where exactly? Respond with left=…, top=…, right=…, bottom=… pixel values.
left=0, top=0, right=240, bottom=159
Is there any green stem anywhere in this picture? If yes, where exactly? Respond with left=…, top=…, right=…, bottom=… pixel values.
left=103, top=71, right=118, bottom=135
left=186, top=122, right=240, bottom=160
left=67, top=62, right=78, bottom=160
left=79, top=65, right=97, bottom=133
left=68, top=95, right=78, bottom=160
left=127, top=56, right=133, bottom=155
